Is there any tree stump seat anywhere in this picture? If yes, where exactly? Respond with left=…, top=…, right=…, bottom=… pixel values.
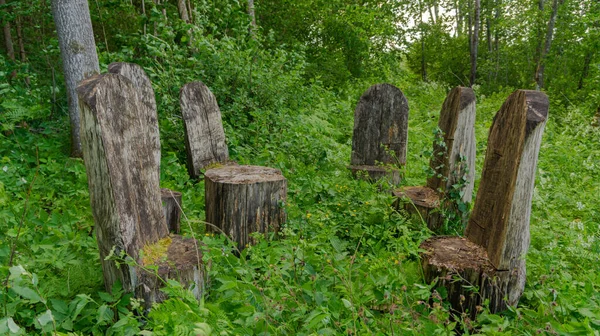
left=394, top=186, right=443, bottom=230
left=77, top=71, right=204, bottom=310
left=205, top=165, right=287, bottom=252
left=349, top=84, right=409, bottom=185
left=394, top=87, right=476, bottom=232
left=137, top=235, right=204, bottom=304
left=420, top=90, right=549, bottom=317
left=348, top=165, right=401, bottom=185
left=420, top=236, right=512, bottom=318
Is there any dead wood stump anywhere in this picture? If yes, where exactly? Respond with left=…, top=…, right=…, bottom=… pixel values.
left=180, top=81, right=229, bottom=179
left=420, top=90, right=548, bottom=317
left=161, top=188, right=182, bottom=234
left=205, top=165, right=287, bottom=251
left=394, top=87, right=476, bottom=231
left=77, top=73, right=204, bottom=309
left=349, top=83, right=408, bottom=185
left=109, top=62, right=182, bottom=233
left=108, top=62, right=160, bottom=180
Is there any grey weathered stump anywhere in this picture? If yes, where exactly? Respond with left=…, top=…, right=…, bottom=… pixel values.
left=161, top=188, right=182, bottom=234
left=109, top=62, right=182, bottom=233
left=420, top=90, right=548, bottom=317
left=205, top=165, right=287, bottom=251
left=180, top=81, right=230, bottom=179
left=349, top=84, right=409, bottom=185
left=77, top=73, right=204, bottom=309
left=394, top=87, right=476, bottom=231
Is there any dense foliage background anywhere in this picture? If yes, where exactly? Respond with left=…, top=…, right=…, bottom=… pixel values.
left=0, top=0, right=599, bottom=334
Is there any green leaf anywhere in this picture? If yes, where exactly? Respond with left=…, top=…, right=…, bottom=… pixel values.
left=36, top=310, right=54, bottom=327
left=12, top=285, right=42, bottom=303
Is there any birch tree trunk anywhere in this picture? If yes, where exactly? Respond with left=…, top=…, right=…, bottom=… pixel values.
left=248, top=0, right=257, bottom=36
left=535, top=0, right=563, bottom=89
left=470, top=0, right=480, bottom=86
left=52, top=0, right=100, bottom=157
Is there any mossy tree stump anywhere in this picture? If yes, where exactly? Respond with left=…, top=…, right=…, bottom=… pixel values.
left=394, top=87, right=476, bottom=231
left=205, top=165, right=287, bottom=252
left=77, top=73, right=204, bottom=310
left=420, top=90, right=549, bottom=317
left=349, top=83, right=408, bottom=185
left=109, top=62, right=182, bottom=234
left=180, top=81, right=230, bottom=179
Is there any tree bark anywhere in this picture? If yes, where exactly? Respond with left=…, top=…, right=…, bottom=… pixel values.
left=177, top=0, right=190, bottom=23
left=180, top=81, right=230, bottom=179
left=205, top=165, right=287, bottom=252
left=421, top=237, right=517, bottom=317
left=77, top=73, right=203, bottom=310
left=108, top=62, right=160, bottom=180
left=349, top=83, right=408, bottom=185
left=52, top=0, right=100, bottom=157
left=470, top=0, right=480, bottom=86
left=0, top=0, right=14, bottom=62
left=535, top=0, right=562, bottom=90
left=248, top=0, right=257, bottom=36
left=465, top=90, right=548, bottom=304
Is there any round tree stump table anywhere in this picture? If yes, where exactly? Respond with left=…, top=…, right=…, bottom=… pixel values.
left=204, top=165, right=287, bottom=251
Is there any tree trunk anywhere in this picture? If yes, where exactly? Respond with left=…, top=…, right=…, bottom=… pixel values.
left=52, top=0, right=100, bottom=157
left=535, top=0, right=562, bottom=90
left=77, top=73, right=203, bottom=310
left=0, top=0, right=14, bottom=62
left=578, top=51, right=593, bottom=90
left=248, top=0, right=257, bottom=35
left=465, top=90, right=548, bottom=304
left=180, top=81, right=230, bottom=179
left=455, top=0, right=462, bottom=36
left=470, top=0, right=480, bottom=86
left=418, top=0, right=427, bottom=81
left=177, top=0, right=190, bottom=23
left=395, top=87, right=476, bottom=231
left=15, top=15, right=29, bottom=85
left=205, top=165, right=287, bottom=252
left=349, top=84, right=408, bottom=185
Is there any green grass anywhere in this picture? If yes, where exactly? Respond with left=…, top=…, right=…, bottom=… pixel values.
left=1, top=59, right=599, bottom=334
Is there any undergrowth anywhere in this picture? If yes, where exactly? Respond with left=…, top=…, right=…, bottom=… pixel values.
left=1, top=23, right=599, bottom=336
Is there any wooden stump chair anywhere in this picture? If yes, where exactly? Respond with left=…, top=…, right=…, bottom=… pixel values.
left=180, top=81, right=287, bottom=252
left=77, top=73, right=204, bottom=310
left=420, top=90, right=549, bottom=317
left=108, top=62, right=182, bottom=234
left=349, top=83, right=409, bottom=185
left=180, top=81, right=231, bottom=179
left=394, top=87, right=476, bottom=231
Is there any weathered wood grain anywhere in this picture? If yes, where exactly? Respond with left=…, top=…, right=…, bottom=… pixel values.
left=349, top=83, right=408, bottom=184
left=77, top=73, right=203, bottom=309
left=465, top=89, right=548, bottom=304
left=180, top=81, right=229, bottom=179
left=205, top=165, right=286, bottom=251
left=420, top=236, right=516, bottom=317
left=108, top=62, right=160, bottom=180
